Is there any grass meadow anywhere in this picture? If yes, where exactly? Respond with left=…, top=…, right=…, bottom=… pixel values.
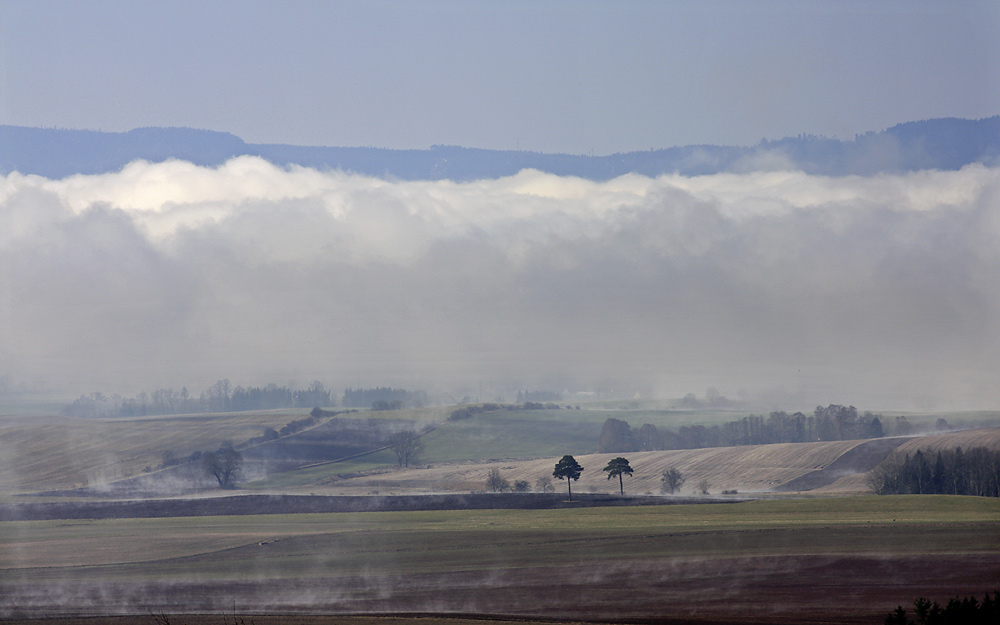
left=4, top=496, right=999, bottom=580
left=3, top=495, right=999, bottom=622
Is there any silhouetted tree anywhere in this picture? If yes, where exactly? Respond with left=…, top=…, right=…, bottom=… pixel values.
left=883, top=591, right=1000, bottom=625
left=553, top=455, right=584, bottom=500
left=602, top=457, right=633, bottom=495
left=202, top=443, right=243, bottom=489
left=513, top=479, right=530, bottom=492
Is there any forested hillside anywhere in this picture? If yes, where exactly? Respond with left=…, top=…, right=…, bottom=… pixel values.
left=3, top=116, right=997, bottom=180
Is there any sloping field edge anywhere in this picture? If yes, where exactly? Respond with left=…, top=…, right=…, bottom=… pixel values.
left=775, top=437, right=908, bottom=492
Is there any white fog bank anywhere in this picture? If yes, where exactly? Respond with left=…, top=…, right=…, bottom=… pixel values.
left=2, top=159, right=998, bottom=409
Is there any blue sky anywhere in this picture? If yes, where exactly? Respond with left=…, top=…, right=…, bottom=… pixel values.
left=1, top=0, right=998, bottom=154
left=2, top=1, right=1000, bottom=409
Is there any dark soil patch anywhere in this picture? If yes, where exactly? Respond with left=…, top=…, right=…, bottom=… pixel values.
left=0, top=492, right=731, bottom=521
left=3, top=554, right=997, bottom=624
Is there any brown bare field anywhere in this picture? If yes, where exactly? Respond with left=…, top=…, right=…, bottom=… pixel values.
left=816, top=427, right=1000, bottom=493
left=3, top=408, right=999, bottom=499
left=0, top=412, right=301, bottom=495
left=316, top=439, right=880, bottom=496
left=319, top=427, right=1000, bottom=496
left=3, top=496, right=1000, bottom=624
left=892, top=427, right=1000, bottom=454
left=2, top=617, right=609, bottom=625
left=5, top=556, right=999, bottom=625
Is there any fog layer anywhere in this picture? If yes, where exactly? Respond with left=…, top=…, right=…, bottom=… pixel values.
left=2, top=159, right=998, bottom=408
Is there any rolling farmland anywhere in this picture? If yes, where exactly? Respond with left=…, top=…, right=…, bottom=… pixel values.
left=3, top=406, right=1000, bottom=497
left=3, top=497, right=999, bottom=623
left=2, top=406, right=1000, bottom=624
left=0, top=411, right=306, bottom=495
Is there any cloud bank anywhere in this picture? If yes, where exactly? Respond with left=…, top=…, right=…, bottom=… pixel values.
left=2, top=158, right=998, bottom=409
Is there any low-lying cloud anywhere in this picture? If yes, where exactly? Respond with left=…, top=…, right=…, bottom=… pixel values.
left=2, top=158, right=998, bottom=409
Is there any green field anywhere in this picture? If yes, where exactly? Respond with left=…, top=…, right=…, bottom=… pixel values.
left=4, top=495, right=999, bottom=621
left=4, top=496, right=999, bottom=580
left=243, top=451, right=400, bottom=489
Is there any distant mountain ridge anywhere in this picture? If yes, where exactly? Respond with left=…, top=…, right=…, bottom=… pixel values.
left=1, top=116, right=997, bottom=181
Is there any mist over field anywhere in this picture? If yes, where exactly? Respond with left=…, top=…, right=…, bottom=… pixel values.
left=2, top=159, right=998, bottom=409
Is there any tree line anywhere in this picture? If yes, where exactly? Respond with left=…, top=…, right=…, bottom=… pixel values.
left=515, top=390, right=562, bottom=403
left=868, top=447, right=1000, bottom=497
left=65, top=382, right=438, bottom=417
left=597, top=405, right=922, bottom=453
left=885, top=591, right=1000, bottom=625
left=65, top=379, right=337, bottom=417
left=342, top=387, right=428, bottom=409
left=447, top=401, right=564, bottom=421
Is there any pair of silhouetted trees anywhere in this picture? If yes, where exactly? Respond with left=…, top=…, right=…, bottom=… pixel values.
left=551, top=455, right=636, bottom=499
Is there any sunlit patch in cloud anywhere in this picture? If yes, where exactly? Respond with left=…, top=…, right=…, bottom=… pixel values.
left=1, top=160, right=998, bottom=408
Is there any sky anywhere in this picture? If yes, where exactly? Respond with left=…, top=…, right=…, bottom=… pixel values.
left=1, top=1, right=1000, bottom=410
left=2, top=160, right=999, bottom=409
left=1, top=1, right=998, bottom=154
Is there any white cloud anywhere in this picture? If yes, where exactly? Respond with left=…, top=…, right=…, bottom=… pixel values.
left=1, top=160, right=998, bottom=408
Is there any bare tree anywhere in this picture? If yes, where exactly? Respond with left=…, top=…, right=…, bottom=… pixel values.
left=202, top=443, right=243, bottom=489
left=535, top=475, right=554, bottom=493
left=389, top=431, right=425, bottom=467
left=486, top=468, right=511, bottom=493
left=661, top=467, right=685, bottom=494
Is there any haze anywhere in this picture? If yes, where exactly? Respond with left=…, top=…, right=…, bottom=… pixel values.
left=2, top=159, right=998, bottom=409
left=1, top=1, right=998, bottom=153
left=1, top=1, right=999, bottom=410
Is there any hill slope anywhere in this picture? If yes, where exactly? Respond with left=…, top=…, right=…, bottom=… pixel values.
left=318, top=427, right=1000, bottom=496
left=2, top=116, right=997, bottom=180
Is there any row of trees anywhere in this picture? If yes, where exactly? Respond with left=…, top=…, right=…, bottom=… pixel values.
left=66, top=382, right=442, bottom=417
left=485, top=459, right=693, bottom=498
left=885, top=591, right=1000, bottom=625
left=65, top=380, right=337, bottom=417
left=868, top=447, right=1000, bottom=497
left=508, top=455, right=692, bottom=499
left=598, top=405, right=910, bottom=453
left=515, top=390, right=562, bottom=403
left=342, top=387, right=428, bottom=408
left=447, top=402, right=563, bottom=421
